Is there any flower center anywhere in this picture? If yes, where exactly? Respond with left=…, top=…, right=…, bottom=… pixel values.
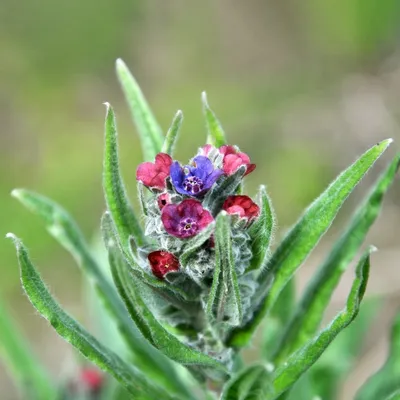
left=182, top=176, right=204, bottom=194
left=178, top=217, right=198, bottom=237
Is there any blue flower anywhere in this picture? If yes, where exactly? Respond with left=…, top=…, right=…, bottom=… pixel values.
left=170, top=156, right=223, bottom=197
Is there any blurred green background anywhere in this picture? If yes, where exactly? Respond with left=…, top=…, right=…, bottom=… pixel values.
left=1, top=1, right=400, bottom=399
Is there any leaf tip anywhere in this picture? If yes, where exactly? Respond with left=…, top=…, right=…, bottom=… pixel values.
left=201, top=91, right=209, bottom=107
left=115, top=58, right=126, bottom=71
left=379, top=138, right=394, bottom=149
left=5, top=232, right=18, bottom=243
left=369, top=244, right=378, bottom=253
left=11, top=188, right=23, bottom=199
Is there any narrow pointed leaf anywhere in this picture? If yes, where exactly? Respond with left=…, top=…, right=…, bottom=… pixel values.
left=0, top=298, right=57, bottom=400
left=262, top=279, right=295, bottom=359
left=116, top=58, right=164, bottom=160
left=162, top=110, right=183, bottom=155
left=355, top=312, right=400, bottom=400
left=247, top=185, right=275, bottom=272
left=273, top=155, right=400, bottom=364
left=385, top=390, right=400, bottom=400
left=283, top=300, right=379, bottom=400
left=6, top=234, right=176, bottom=400
left=11, top=189, right=187, bottom=396
left=103, top=102, right=145, bottom=248
left=228, top=139, right=392, bottom=347
left=179, top=222, right=215, bottom=267
left=206, top=212, right=242, bottom=327
left=266, top=249, right=372, bottom=399
left=103, top=108, right=191, bottom=299
left=202, top=91, right=227, bottom=147
left=137, top=182, right=149, bottom=217
left=221, top=364, right=272, bottom=400
left=203, top=166, right=246, bottom=214
left=103, top=214, right=226, bottom=375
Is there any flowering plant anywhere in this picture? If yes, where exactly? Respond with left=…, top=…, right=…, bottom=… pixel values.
left=2, top=59, right=400, bottom=400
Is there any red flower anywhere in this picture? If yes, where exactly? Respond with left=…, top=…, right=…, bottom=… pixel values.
left=80, top=368, right=103, bottom=393
left=222, top=195, right=260, bottom=223
left=148, top=251, right=179, bottom=279
left=161, top=199, right=214, bottom=239
left=157, top=193, right=170, bottom=210
left=219, top=145, right=256, bottom=176
left=136, top=153, right=173, bottom=190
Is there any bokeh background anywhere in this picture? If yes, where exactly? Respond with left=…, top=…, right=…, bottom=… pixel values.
left=1, top=1, right=400, bottom=399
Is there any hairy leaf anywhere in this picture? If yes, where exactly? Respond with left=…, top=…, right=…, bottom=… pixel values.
left=221, top=364, right=271, bottom=400
left=0, top=298, right=56, bottom=400
left=273, top=155, right=400, bottom=364
left=11, top=189, right=187, bottom=396
left=179, top=222, right=215, bottom=268
left=284, top=299, right=379, bottom=400
left=228, top=139, right=392, bottom=348
left=6, top=234, right=176, bottom=400
left=116, top=58, right=164, bottom=160
left=203, top=166, right=246, bottom=215
left=266, top=249, right=372, bottom=399
left=103, top=214, right=226, bottom=376
left=356, top=312, right=400, bottom=400
left=207, top=213, right=242, bottom=327
left=103, top=102, right=145, bottom=248
left=247, top=185, right=275, bottom=272
left=202, top=91, right=227, bottom=148
left=162, top=110, right=183, bottom=155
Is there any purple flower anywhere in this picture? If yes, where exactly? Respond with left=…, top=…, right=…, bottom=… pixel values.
left=170, top=156, right=223, bottom=197
left=161, top=199, right=214, bottom=239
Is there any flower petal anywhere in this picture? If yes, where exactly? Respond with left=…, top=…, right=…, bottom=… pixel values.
left=192, top=156, right=214, bottom=178
left=170, top=162, right=187, bottom=195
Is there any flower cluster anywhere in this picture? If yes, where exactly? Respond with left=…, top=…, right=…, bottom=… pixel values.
left=136, top=144, right=259, bottom=280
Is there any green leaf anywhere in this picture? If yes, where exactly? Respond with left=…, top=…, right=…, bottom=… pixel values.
left=179, top=222, right=215, bottom=268
left=207, top=212, right=242, bottom=327
left=203, top=166, right=246, bottom=214
left=247, top=185, right=275, bottom=272
left=284, top=299, right=379, bottom=400
left=0, top=298, right=57, bottom=400
left=6, top=234, right=176, bottom=400
left=137, top=182, right=149, bottom=217
left=227, top=139, right=392, bottom=348
left=265, top=249, right=372, bottom=399
left=11, top=189, right=188, bottom=396
left=385, top=390, right=400, bottom=400
left=103, top=102, right=145, bottom=248
left=202, top=91, right=227, bottom=147
left=115, top=58, right=164, bottom=161
left=162, top=110, right=183, bottom=155
left=273, top=155, right=400, bottom=365
left=103, top=106, right=191, bottom=299
left=262, top=279, right=295, bottom=360
left=355, top=312, right=400, bottom=400
left=103, top=214, right=227, bottom=376
left=221, top=364, right=272, bottom=400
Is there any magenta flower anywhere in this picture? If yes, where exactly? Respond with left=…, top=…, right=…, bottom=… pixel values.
left=222, top=195, right=260, bottom=223
left=219, top=145, right=256, bottom=176
left=148, top=250, right=179, bottom=279
left=170, top=156, right=223, bottom=197
left=161, top=199, right=214, bottom=238
left=136, top=153, right=173, bottom=190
